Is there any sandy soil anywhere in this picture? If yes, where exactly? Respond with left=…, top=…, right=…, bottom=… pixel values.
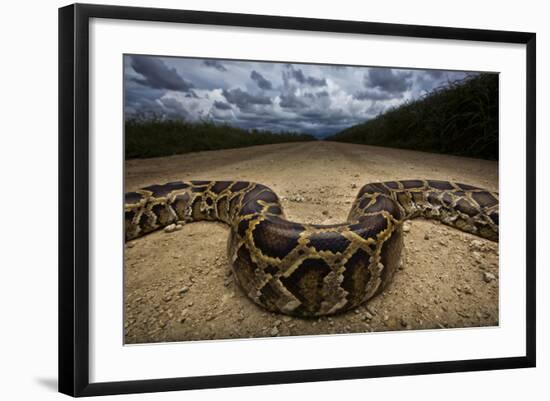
left=124, top=141, right=499, bottom=344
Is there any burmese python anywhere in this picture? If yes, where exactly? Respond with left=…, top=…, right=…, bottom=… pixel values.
left=125, top=179, right=498, bottom=317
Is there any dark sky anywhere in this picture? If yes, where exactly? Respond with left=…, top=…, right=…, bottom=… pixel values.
left=124, top=55, right=472, bottom=138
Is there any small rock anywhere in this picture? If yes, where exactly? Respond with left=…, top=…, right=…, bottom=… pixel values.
left=270, top=327, right=279, bottom=336
left=462, top=285, right=473, bottom=295
left=351, top=183, right=357, bottom=189
left=163, top=295, right=172, bottom=302
left=282, top=316, right=292, bottom=322
left=126, top=242, right=136, bottom=248
left=366, top=305, right=377, bottom=315
left=164, top=224, right=176, bottom=233
left=403, top=223, right=411, bottom=233
left=424, top=233, right=430, bottom=240
left=179, top=286, right=189, bottom=294
left=483, top=272, right=496, bottom=283
left=400, top=318, right=408, bottom=327
left=456, top=309, right=470, bottom=318
left=363, top=311, right=374, bottom=320
left=469, top=240, right=486, bottom=252
left=175, top=224, right=184, bottom=231
left=472, top=251, right=482, bottom=263
left=322, top=210, right=329, bottom=216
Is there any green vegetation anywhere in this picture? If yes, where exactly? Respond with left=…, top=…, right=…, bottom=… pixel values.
left=327, top=73, right=499, bottom=160
left=125, top=117, right=316, bottom=159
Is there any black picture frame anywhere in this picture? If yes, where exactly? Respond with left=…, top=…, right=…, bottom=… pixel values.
left=58, top=3, right=536, bottom=397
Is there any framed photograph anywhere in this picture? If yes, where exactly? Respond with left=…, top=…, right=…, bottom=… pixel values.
left=58, top=3, right=536, bottom=397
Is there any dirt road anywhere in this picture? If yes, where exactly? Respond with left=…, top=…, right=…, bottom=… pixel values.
left=124, top=141, right=499, bottom=344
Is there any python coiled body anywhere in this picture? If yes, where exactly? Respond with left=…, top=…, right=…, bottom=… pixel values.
left=125, top=180, right=498, bottom=317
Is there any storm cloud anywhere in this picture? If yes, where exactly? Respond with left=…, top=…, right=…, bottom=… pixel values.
left=365, top=69, right=413, bottom=95
left=222, top=88, right=272, bottom=110
left=130, top=56, right=194, bottom=91
left=125, top=55, right=476, bottom=137
left=353, top=88, right=402, bottom=101
left=203, top=59, right=228, bottom=72
left=213, top=100, right=232, bottom=110
left=279, top=93, right=307, bottom=109
left=250, top=70, right=273, bottom=90
left=286, top=66, right=327, bottom=87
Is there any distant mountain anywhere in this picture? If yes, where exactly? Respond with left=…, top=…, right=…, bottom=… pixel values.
left=326, top=74, right=499, bottom=160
